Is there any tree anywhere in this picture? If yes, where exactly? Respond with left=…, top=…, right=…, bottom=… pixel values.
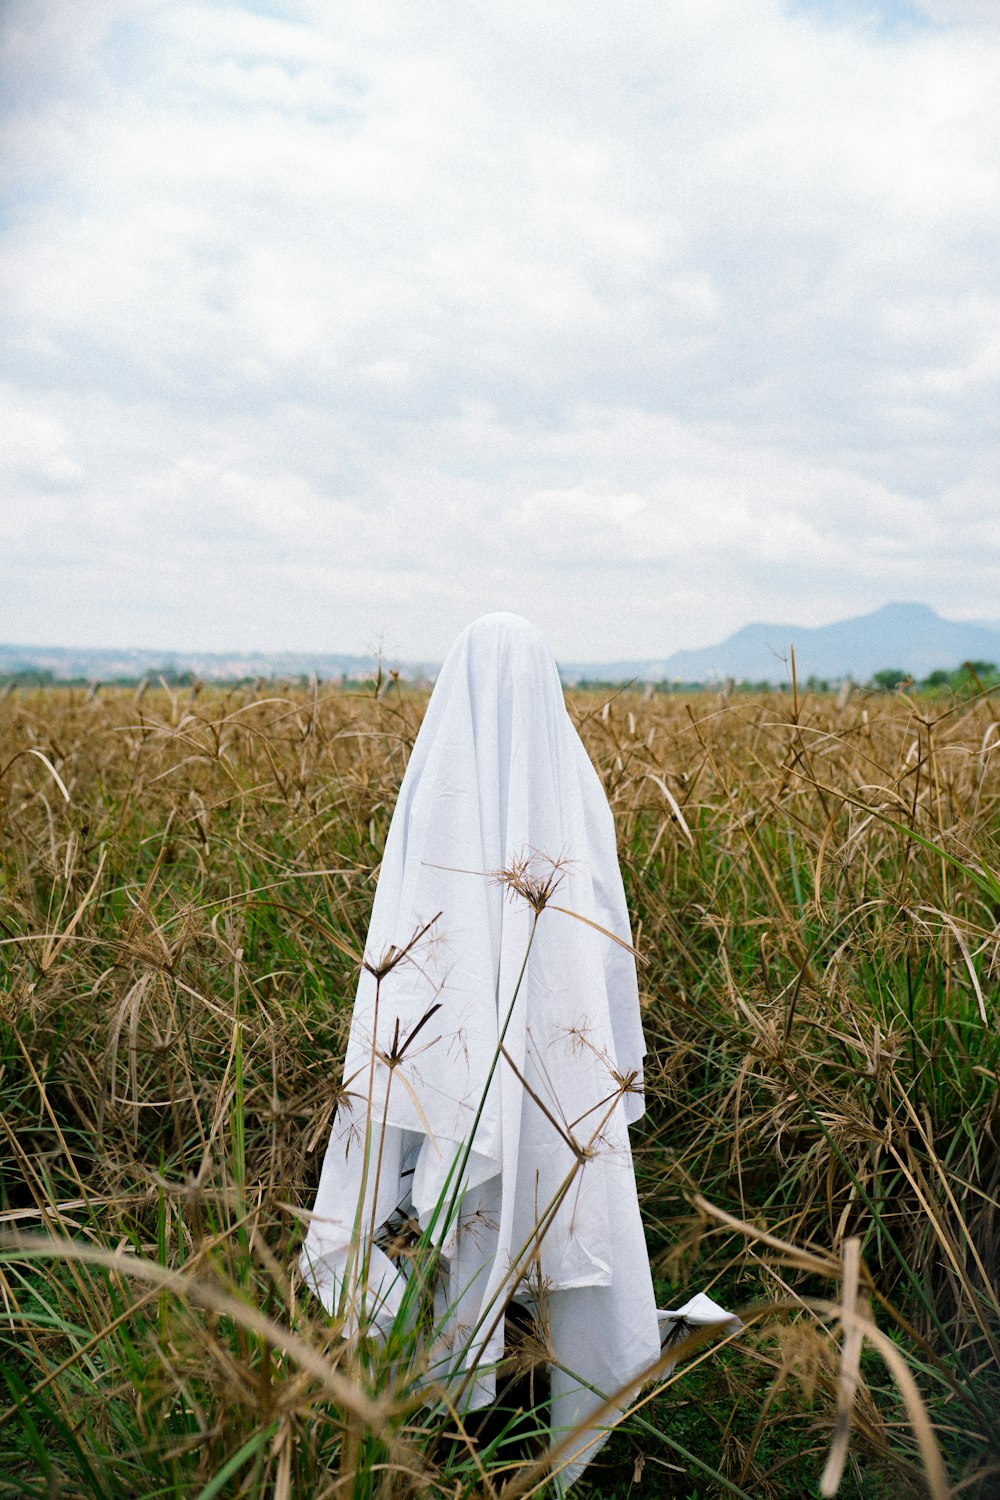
left=872, top=668, right=909, bottom=691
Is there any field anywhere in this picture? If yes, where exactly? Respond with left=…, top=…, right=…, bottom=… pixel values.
left=1, top=678, right=998, bottom=1498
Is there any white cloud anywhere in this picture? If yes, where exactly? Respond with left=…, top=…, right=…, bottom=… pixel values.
left=0, top=0, right=998, bottom=657
left=0, top=390, right=83, bottom=488
left=914, top=0, right=1000, bottom=29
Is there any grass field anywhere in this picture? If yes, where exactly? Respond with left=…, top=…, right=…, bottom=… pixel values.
left=1, top=677, right=997, bottom=1498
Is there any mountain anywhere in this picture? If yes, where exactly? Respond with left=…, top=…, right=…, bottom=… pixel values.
left=562, top=604, right=1000, bottom=684
left=2, top=604, right=997, bottom=688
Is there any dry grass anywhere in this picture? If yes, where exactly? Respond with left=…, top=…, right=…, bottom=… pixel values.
left=0, top=676, right=997, bottom=1497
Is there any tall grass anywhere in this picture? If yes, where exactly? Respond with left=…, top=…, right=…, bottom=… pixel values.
left=0, top=676, right=997, bottom=1496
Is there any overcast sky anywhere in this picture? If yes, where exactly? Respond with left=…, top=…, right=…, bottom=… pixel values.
left=1, top=0, right=997, bottom=660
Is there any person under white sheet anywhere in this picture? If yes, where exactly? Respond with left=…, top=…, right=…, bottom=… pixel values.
left=299, top=612, right=736, bottom=1489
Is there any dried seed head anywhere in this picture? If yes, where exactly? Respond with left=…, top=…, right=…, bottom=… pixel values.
left=490, top=850, right=570, bottom=915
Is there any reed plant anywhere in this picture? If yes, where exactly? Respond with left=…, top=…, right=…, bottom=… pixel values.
left=0, top=673, right=996, bottom=1496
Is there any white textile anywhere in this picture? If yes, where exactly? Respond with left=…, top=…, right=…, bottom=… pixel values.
left=657, top=1293, right=743, bottom=1364
left=300, top=614, right=663, bottom=1486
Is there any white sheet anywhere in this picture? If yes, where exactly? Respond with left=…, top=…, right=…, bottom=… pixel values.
left=299, top=613, right=682, bottom=1486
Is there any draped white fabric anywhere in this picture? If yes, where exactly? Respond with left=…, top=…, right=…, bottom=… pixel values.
left=299, top=613, right=662, bottom=1487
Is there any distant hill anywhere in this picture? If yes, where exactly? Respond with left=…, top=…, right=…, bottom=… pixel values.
left=562, top=604, right=1000, bottom=685
left=2, top=604, right=997, bottom=688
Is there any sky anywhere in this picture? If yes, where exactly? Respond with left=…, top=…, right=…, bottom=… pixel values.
left=1, top=0, right=998, bottom=661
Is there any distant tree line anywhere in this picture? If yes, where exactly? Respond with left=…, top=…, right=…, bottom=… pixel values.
left=866, top=660, right=997, bottom=693
left=572, top=661, right=999, bottom=696
left=3, top=661, right=997, bottom=696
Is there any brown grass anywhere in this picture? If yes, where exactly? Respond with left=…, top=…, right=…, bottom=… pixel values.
left=0, top=676, right=997, bottom=1497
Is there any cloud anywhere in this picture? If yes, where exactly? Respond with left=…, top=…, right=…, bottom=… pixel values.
left=1, top=0, right=998, bottom=657
left=913, top=0, right=1000, bottom=28
left=0, top=391, right=83, bottom=488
